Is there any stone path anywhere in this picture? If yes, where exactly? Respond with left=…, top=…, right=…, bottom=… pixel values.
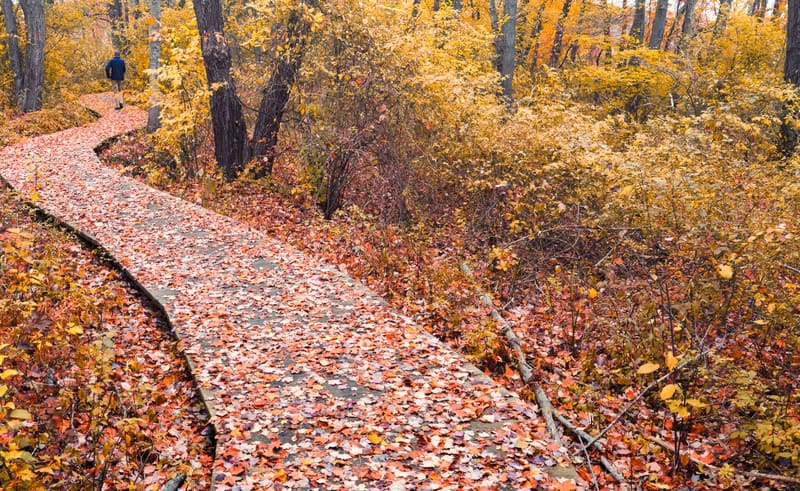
left=0, top=94, right=574, bottom=490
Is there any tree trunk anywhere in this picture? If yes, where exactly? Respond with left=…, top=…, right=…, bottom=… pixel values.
left=681, top=0, right=696, bottom=36
left=192, top=0, right=249, bottom=179
left=1, top=0, right=23, bottom=106
left=785, top=0, right=800, bottom=85
left=781, top=0, right=800, bottom=154
left=523, top=0, right=546, bottom=70
left=147, top=0, right=161, bottom=133
left=629, top=0, right=645, bottom=45
left=251, top=6, right=311, bottom=175
left=18, top=0, right=44, bottom=113
left=648, top=0, right=668, bottom=48
left=549, top=0, right=573, bottom=66
left=500, top=0, right=517, bottom=100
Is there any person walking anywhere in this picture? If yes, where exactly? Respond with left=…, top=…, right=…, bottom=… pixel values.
left=105, top=51, right=126, bottom=110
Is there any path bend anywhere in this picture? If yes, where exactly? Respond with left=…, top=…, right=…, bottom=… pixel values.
left=0, top=93, right=574, bottom=490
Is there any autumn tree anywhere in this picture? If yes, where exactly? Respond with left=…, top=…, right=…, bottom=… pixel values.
left=251, top=1, right=315, bottom=175
left=648, top=0, right=668, bottom=48
left=1, top=0, right=23, bottom=106
left=147, top=0, right=161, bottom=132
left=629, top=0, right=645, bottom=44
left=782, top=0, right=800, bottom=154
left=549, top=0, right=572, bottom=66
left=19, top=0, right=45, bottom=112
left=192, top=0, right=250, bottom=178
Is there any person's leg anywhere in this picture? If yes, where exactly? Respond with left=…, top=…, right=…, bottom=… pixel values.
left=112, top=80, right=123, bottom=109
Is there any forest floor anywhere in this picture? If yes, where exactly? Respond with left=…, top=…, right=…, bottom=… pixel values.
left=0, top=94, right=576, bottom=489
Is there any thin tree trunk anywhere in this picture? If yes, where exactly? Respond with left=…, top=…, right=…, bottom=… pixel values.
left=500, top=0, right=517, bottom=100
left=251, top=5, right=311, bottom=175
left=1, top=0, right=23, bottom=106
left=18, top=0, right=44, bottom=113
left=527, top=1, right=546, bottom=71
left=648, top=0, right=668, bottom=48
left=192, top=0, right=249, bottom=179
left=147, top=0, right=161, bottom=133
left=781, top=0, right=800, bottom=154
left=549, top=0, right=573, bottom=66
left=489, top=0, right=503, bottom=73
left=411, top=0, right=421, bottom=18
left=629, top=0, right=645, bottom=45
left=785, top=0, right=800, bottom=84
left=682, top=0, right=696, bottom=36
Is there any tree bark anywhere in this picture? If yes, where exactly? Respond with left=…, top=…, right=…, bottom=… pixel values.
left=549, top=0, right=573, bottom=66
left=629, top=0, right=645, bottom=45
left=500, top=0, right=517, bottom=100
left=250, top=6, right=311, bottom=175
left=648, top=0, right=668, bottom=49
left=18, top=0, right=44, bottom=113
left=681, top=0, right=696, bottom=36
left=147, top=0, right=162, bottom=133
left=785, top=0, right=800, bottom=85
left=714, top=0, right=732, bottom=37
left=192, top=0, right=249, bottom=179
left=523, top=0, right=546, bottom=71
left=781, top=0, right=800, bottom=155
left=1, top=0, right=23, bottom=106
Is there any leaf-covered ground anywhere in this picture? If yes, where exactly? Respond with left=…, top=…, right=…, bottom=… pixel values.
left=0, top=186, right=212, bottom=488
left=0, top=94, right=576, bottom=489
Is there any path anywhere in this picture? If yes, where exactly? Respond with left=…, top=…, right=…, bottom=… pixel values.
left=0, top=94, right=574, bottom=489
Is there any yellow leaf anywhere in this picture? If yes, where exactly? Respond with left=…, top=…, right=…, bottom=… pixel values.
left=67, top=324, right=84, bottom=335
left=637, top=362, right=660, bottom=375
left=367, top=432, right=384, bottom=444
left=0, top=369, right=19, bottom=380
left=718, top=264, right=733, bottom=280
left=30, top=190, right=40, bottom=203
left=665, top=351, right=678, bottom=370
left=36, top=466, right=55, bottom=475
left=0, top=385, right=7, bottom=398
left=660, top=384, right=677, bottom=400
left=9, top=409, right=32, bottom=420
left=619, top=184, right=635, bottom=197
left=588, top=288, right=598, bottom=299
left=686, top=398, right=707, bottom=409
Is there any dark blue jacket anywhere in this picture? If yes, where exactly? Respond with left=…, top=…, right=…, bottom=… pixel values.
left=105, top=57, right=126, bottom=81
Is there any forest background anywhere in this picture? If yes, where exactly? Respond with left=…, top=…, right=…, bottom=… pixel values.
left=1, top=0, right=800, bottom=488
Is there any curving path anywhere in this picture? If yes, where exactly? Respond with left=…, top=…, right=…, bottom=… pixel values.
left=0, top=94, right=575, bottom=490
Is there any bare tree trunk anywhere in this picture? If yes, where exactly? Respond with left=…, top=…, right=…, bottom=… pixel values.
left=411, top=0, right=421, bottom=18
left=251, top=5, right=312, bottom=175
left=1, top=0, right=23, bottom=106
left=549, top=0, right=573, bottom=66
left=19, top=0, right=44, bottom=113
left=500, top=0, right=517, bottom=100
left=192, top=0, right=249, bottom=179
left=781, top=0, right=800, bottom=154
left=147, top=0, right=161, bottom=132
left=682, top=0, right=696, bottom=36
left=629, top=0, right=645, bottom=45
left=648, top=0, right=668, bottom=48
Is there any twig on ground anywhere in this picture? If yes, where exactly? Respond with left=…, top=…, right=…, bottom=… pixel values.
left=648, top=436, right=800, bottom=486
left=783, top=263, right=800, bottom=275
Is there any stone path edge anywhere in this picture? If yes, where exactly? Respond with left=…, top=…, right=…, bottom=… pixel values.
left=0, top=138, right=221, bottom=488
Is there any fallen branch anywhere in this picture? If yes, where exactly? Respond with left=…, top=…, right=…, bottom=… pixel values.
left=575, top=349, right=712, bottom=455
left=648, top=436, right=800, bottom=486
left=458, top=260, right=632, bottom=484
left=557, top=415, right=626, bottom=483
left=458, top=262, right=554, bottom=439
left=783, top=263, right=800, bottom=275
